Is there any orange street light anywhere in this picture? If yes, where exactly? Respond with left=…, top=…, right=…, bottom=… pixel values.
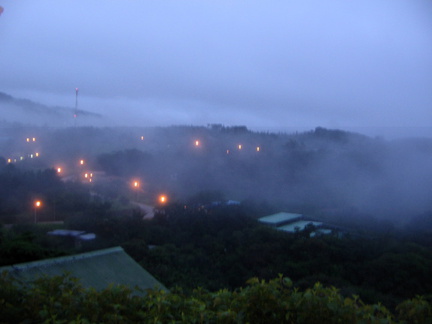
left=57, top=167, right=62, bottom=173
left=133, top=180, right=140, bottom=188
left=159, top=195, right=167, bottom=204
left=256, top=146, right=260, bottom=152
left=195, top=140, right=200, bottom=147
left=79, top=159, right=85, bottom=165
left=238, top=144, right=242, bottom=150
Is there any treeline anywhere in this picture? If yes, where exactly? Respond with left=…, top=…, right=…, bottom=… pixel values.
left=1, top=273, right=431, bottom=323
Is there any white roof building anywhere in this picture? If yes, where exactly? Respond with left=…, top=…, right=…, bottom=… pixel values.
left=258, top=212, right=303, bottom=226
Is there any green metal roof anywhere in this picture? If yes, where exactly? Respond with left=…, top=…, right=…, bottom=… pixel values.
left=0, top=246, right=167, bottom=293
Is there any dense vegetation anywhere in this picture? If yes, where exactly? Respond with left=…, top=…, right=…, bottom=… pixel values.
left=1, top=124, right=432, bottom=321
left=118, top=205, right=432, bottom=310
left=1, top=272, right=431, bottom=323
left=0, top=161, right=91, bottom=224
left=4, top=197, right=431, bottom=310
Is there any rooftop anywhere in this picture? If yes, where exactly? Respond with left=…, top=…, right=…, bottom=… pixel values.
left=278, top=220, right=323, bottom=233
left=0, top=246, right=166, bottom=293
left=258, top=212, right=303, bottom=225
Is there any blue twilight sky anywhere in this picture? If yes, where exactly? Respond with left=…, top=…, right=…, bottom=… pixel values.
left=0, top=1, right=431, bottom=137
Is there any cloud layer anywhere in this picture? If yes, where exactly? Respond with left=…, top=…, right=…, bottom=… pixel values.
left=1, top=1, right=431, bottom=135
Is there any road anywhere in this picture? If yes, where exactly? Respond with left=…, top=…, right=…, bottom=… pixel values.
left=131, top=202, right=155, bottom=220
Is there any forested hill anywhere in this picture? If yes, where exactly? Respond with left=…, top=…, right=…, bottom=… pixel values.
left=94, top=125, right=432, bottom=225
left=1, top=124, right=432, bottom=227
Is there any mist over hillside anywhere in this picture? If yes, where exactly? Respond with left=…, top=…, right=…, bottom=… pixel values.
left=1, top=123, right=431, bottom=227
left=0, top=92, right=103, bottom=127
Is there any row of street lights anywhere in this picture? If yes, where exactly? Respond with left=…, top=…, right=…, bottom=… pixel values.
left=139, top=136, right=261, bottom=153
left=192, top=138, right=261, bottom=153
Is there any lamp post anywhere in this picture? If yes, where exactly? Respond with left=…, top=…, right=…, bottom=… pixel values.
left=132, top=180, right=140, bottom=201
left=34, top=200, right=42, bottom=223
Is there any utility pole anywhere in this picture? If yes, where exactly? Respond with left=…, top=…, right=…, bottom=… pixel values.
left=74, top=88, right=79, bottom=127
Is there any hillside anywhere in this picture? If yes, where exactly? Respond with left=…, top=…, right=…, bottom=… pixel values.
left=1, top=124, right=431, bottom=226
left=0, top=91, right=102, bottom=126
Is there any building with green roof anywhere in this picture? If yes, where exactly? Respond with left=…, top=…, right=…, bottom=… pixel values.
left=0, top=246, right=166, bottom=293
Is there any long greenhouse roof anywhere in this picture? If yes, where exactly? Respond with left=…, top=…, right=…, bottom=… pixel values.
left=0, top=246, right=166, bottom=293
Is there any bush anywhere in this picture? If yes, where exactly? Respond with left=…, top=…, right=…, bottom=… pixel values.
left=1, top=273, right=431, bottom=323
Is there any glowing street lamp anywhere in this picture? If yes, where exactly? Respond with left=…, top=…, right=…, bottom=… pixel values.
left=57, top=167, right=62, bottom=174
left=195, top=140, right=200, bottom=147
left=256, top=146, right=260, bottom=152
left=159, top=195, right=167, bottom=204
left=79, top=159, right=85, bottom=166
left=133, top=180, right=140, bottom=188
left=140, top=136, right=145, bottom=141
left=238, top=144, right=242, bottom=150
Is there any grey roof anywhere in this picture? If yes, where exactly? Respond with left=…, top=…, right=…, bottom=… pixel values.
left=258, top=212, right=303, bottom=225
left=47, top=229, right=96, bottom=241
left=278, top=221, right=323, bottom=233
left=310, top=229, right=333, bottom=237
left=48, top=229, right=85, bottom=237
left=0, top=246, right=166, bottom=293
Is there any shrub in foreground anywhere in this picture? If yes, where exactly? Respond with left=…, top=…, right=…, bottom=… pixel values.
left=0, top=272, right=431, bottom=323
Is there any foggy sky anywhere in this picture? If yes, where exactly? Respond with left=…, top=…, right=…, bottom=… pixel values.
left=1, top=1, right=431, bottom=137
